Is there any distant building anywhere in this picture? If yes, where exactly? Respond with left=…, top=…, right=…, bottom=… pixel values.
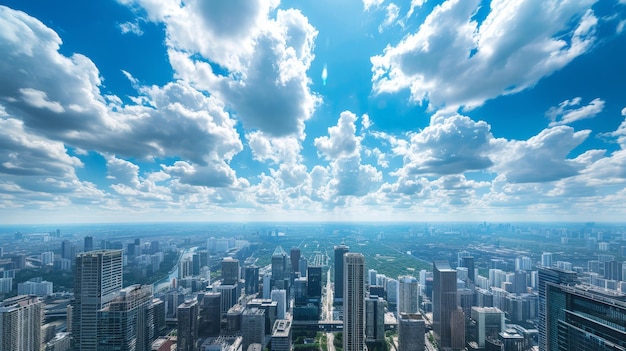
left=290, top=247, right=301, bottom=275
left=84, top=236, right=93, bottom=252
left=222, top=258, right=240, bottom=286
left=398, top=276, right=419, bottom=314
left=17, top=279, right=53, bottom=296
left=244, top=266, right=260, bottom=295
left=307, top=266, right=322, bottom=300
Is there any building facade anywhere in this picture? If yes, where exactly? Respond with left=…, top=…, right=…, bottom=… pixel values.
left=343, top=253, right=365, bottom=351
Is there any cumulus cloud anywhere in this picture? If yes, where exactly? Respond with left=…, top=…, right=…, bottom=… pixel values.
left=0, top=6, right=244, bottom=188
left=379, top=3, right=400, bottom=32
left=125, top=1, right=320, bottom=138
left=315, top=111, right=362, bottom=160
left=394, top=114, right=493, bottom=176
left=363, top=0, right=385, bottom=11
left=491, top=126, right=591, bottom=183
left=546, top=97, right=604, bottom=126
left=371, top=0, right=599, bottom=109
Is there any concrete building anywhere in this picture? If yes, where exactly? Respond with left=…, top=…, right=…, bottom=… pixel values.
left=397, top=313, right=425, bottom=351
left=432, top=260, right=457, bottom=350
left=398, top=275, right=419, bottom=314
left=73, top=250, right=123, bottom=351
left=271, top=319, right=292, bottom=351
left=177, top=299, right=199, bottom=351
left=222, top=258, right=240, bottom=286
left=471, top=307, right=505, bottom=348
left=242, top=308, right=266, bottom=351
left=0, top=295, right=43, bottom=351
left=343, top=253, right=365, bottom=351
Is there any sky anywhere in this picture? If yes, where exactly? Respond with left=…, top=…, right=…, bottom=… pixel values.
left=1, top=0, right=626, bottom=224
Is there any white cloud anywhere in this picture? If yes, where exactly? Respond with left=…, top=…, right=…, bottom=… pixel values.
left=546, top=97, right=604, bottom=126
left=118, top=21, right=143, bottom=36
left=379, top=3, right=400, bottom=32
left=491, top=126, right=591, bottom=183
left=363, top=0, right=385, bottom=11
left=315, top=111, right=362, bottom=160
left=371, top=0, right=599, bottom=109
left=246, top=132, right=302, bottom=165
left=394, top=114, right=493, bottom=176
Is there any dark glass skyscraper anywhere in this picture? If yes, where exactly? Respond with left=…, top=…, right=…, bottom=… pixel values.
left=334, top=245, right=349, bottom=302
left=343, top=253, right=365, bottom=351
left=537, top=267, right=578, bottom=351
left=432, top=260, right=458, bottom=350
left=177, top=299, right=199, bottom=351
left=545, top=283, right=626, bottom=350
left=307, top=266, right=322, bottom=300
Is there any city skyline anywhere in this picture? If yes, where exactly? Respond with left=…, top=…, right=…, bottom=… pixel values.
left=1, top=1, right=626, bottom=224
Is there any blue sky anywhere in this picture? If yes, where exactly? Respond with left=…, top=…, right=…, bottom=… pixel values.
left=1, top=0, right=626, bottom=224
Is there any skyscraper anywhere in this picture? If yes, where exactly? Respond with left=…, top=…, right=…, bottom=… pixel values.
left=222, top=257, right=240, bottom=285
left=460, top=256, right=475, bottom=282
left=545, top=283, right=626, bottom=350
left=0, top=295, right=43, bottom=351
left=334, top=245, right=349, bottom=302
left=84, top=236, right=93, bottom=252
left=398, top=275, right=419, bottom=314
left=365, top=296, right=385, bottom=347
left=177, top=299, right=199, bottom=351
left=537, top=267, right=577, bottom=351
left=471, top=307, right=505, bottom=348
left=307, top=266, right=322, bottom=300
left=245, top=266, right=260, bottom=295
left=541, top=252, right=553, bottom=268
left=290, top=247, right=301, bottom=275
left=271, top=246, right=288, bottom=289
left=73, top=249, right=123, bottom=351
left=97, top=284, right=154, bottom=351
left=432, top=260, right=457, bottom=350
left=398, top=313, right=425, bottom=351
left=242, top=308, right=266, bottom=351
left=343, top=253, right=365, bottom=351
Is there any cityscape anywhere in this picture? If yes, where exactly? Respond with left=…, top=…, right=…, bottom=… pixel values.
left=0, top=222, right=625, bottom=350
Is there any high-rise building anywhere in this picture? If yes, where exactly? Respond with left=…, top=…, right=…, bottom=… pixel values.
left=73, top=249, right=123, bottom=351
left=604, top=260, right=622, bottom=281
left=334, top=245, right=350, bottom=302
left=271, top=319, right=292, bottom=351
left=61, top=240, right=74, bottom=260
left=398, top=313, right=425, bottom=351
left=386, top=278, right=399, bottom=311
left=471, top=307, right=505, bottom=348
left=545, top=283, right=626, bottom=350
left=365, top=296, right=385, bottom=345
left=198, top=292, right=221, bottom=338
left=271, top=289, right=287, bottom=319
left=343, top=253, right=365, bottom=351
left=177, top=299, right=199, bottom=351
left=460, top=256, right=475, bottom=282
left=215, top=284, right=239, bottom=318
left=368, top=269, right=378, bottom=286
left=84, top=236, right=93, bottom=252
left=242, top=308, right=266, bottom=351
left=0, top=295, right=43, bottom=351
left=432, top=260, right=457, bottom=350
left=222, top=257, right=240, bottom=285
left=307, top=266, right=322, bottom=300
left=541, top=253, right=553, bottom=268
left=398, top=276, right=419, bottom=314
left=97, top=284, right=155, bottom=351
left=245, top=266, right=260, bottom=295
left=537, top=267, right=577, bottom=351
left=290, top=247, right=301, bottom=275
left=298, top=257, right=308, bottom=278
left=271, top=246, right=289, bottom=290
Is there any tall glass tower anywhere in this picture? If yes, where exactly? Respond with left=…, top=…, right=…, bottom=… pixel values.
left=343, top=253, right=365, bottom=351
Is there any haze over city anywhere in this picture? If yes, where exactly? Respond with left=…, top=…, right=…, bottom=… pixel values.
left=1, top=0, right=626, bottom=224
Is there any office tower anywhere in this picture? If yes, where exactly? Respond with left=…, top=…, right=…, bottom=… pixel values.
left=541, top=253, right=553, bottom=268
left=457, top=250, right=471, bottom=267
left=450, top=307, right=465, bottom=350
left=0, top=295, right=43, bottom=351
left=471, top=307, right=505, bottom=348
left=307, top=266, right=322, bottom=300
left=386, top=278, right=399, bottom=311
left=216, top=284, right=239, bottom=317
left=177, top=299, right=199, bottom=351
left=398, top=275, right=419, bottom=313
left=398, top=313, right=425, bottom=351
left=365, top=296, right=385, bottom=346
left=84, top=236, right=93, bottom=252
left=271, top=289, right=287, bottom=319
left=515, top=256, right=532, bottom=271
left=247, top=299, right=278, bottom=335
left=192, top=253, right=201, bottom=276
left=294, top=277, right=308, bottom=306
left=604, top=260, right=622, bottom=281
left=368, top=269, right=378, bottom=286
left=460, top=256, right=475, bottom=282
left=263, top=273, right=272, bottom=299
left=271, top=319, right=292, bottom=351
left=245, top=266, right=260, bottom=295
left=432, top=260, right=457, bottom=350
left=290, top=247, right=300, bottom=274
left=242, top=308, right=265, bottom=351
left=73, top=250, right=123, bottom=351
left=61, top=240, right=74, bottom=260
left=152, top=298, right=166, bottom=335
left=97, top=284, right=154, bottom=351
left=199, top=292, right=221, bottom=337
left=298, top=257, right=308, bottom=278
left=545, top=283, right=626, bottom=350
left=222, top=257, right=240, bottom=285
left=272, top=246, right=288, bottom=282
left=512, top=271, right=528, bottom=294
left=343, top=253, right=365, bottom=351
left=334, top=245, right=350, bottom=302
left=537, top=267, right=577, bottom=351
